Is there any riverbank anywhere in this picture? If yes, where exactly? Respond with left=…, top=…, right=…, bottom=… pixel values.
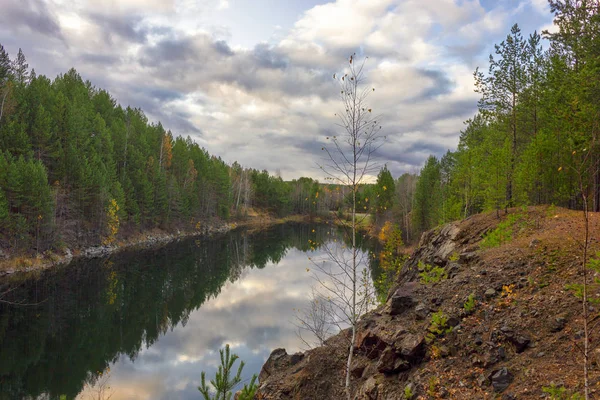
left=0, top=213, right=318, bottom=277
left=257, top=206, right=600, bottom=399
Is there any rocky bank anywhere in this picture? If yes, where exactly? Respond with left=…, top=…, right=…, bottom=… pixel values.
left=257, top=206, right=600, bottom=399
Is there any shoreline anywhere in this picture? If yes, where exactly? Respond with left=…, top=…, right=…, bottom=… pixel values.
left=0, top=214, right=318, bottom=278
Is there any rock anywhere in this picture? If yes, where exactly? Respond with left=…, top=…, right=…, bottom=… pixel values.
left=397, top=334, right=425, bottom=361
left=259, top=348, right=290, bottom=382
left=551, top=317, right=567, bottom=332
left=529, top=238, right=541, bottom=248
left=498, top=346, right=506, bottom=360
left=350, top=362, right=366, bottom=378
left=290, top=352, right=304, bottom=365
left=484, top=288, right=496, bottom=299
left=500, top=325, right=513, bottom=333
left=477, top=374, right=489, bottom=387
left=357, top=376, right=379, bottom=400
left=447, top=262, right=460, bottom=278
left=438, top=345, right=451, bottom=358
left=490, top=368, right=513, bottom=392
left=414, top=303, right=429, bottom=320
left=447, top=316, right=460, bottom=328
left=387, top=282, right=418, bottom=316
left=509, top=335, right=531, bottom=353
left=83, top=245, right=112, bottom=259
left=356, top=331, right=388, bottom=359
left=376, top=347, right=409, bottom=374
left=459, top=251, right=478, bottom=263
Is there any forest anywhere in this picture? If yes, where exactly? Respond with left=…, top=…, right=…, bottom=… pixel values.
left=0, top=47, right=354, bottom=254
left=399, top=2, right=600, bottom=240
left=1, top=0, right=599, bottom=255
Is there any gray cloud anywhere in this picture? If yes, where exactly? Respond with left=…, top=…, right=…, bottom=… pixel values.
left=213, top=40, right=235, bottom=56
left=0, top=0, right=554, bottom=178
left=252, top=43, right=288, bottom=69
left=79, top=53, right=121, bottom=66
left=0, top=0, right=63, bottom=40
left=88, top=12, right=150, bottom=44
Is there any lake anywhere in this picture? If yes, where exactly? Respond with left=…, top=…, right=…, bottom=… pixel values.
left=0, top=223, right=378, bottom=400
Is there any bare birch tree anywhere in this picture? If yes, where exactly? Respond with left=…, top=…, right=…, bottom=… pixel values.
left=303, top=54, right=384, bottom=398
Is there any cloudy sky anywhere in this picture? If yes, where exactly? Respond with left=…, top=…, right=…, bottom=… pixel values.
left=0, top=0, right=554, bottom=179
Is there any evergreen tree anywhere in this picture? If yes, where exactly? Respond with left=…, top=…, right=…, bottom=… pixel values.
left=475, top=24, right=528, bottom=207
left=0, top=44, right=11, bottom=82
left=11, top=48, right=29, bottom=85
left=412, top=155, right=441, bottom=233
left=373, top=165, right=395, bottom=223
left=198, top=344, right=258, bottom=400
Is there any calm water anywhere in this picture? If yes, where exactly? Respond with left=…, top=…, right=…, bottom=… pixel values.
left=0, top=223, right=378, bottom=400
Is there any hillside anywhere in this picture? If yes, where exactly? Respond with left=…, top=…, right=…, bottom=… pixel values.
left=257, top=206, right=600, bottom=399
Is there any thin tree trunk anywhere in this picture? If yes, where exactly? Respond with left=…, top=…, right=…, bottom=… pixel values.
left=0, top=86, right=8, bottom=126
left=581, top=186, right=590, bottom=400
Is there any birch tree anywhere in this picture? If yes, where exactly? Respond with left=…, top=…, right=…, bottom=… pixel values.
left=311, top=54, right=383, bottom=398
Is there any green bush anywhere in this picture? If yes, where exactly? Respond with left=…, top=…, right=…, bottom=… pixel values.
left=426, top=311, right=451, bottom=343
left=480, top=213, right=524, bottom=249
left=418, top=261, right=447, bottom=284
left=542, top=384, right=584, bottom=400
left=463, top=293, right=476, bottom=314
left=198, top=344, right=258, bottom=400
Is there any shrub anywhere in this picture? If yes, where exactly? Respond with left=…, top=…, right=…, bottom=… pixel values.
left=463, top=293, right=476, bottom=314
left=198, top=344, right=258, bottom=400
left=403, top=385, right=414, bottom=400
left=480, top=213, right=524, bottom=249
left=426, top=311, right=451, bottom=343
left=418, top=261, right=447, bottom=284
left=542, top=384, right=584, bottom=400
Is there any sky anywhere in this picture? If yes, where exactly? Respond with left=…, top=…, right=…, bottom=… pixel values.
left=0, top=0, right=555, bottom=180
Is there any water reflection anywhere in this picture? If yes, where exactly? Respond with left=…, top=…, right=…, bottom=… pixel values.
left=0, top=223, right=376, bottom=399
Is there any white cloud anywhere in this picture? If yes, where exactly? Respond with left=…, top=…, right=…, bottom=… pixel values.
left=0, top=0, right=555, bottom=178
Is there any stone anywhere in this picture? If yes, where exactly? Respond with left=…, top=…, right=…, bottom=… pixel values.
left=490, top=368, right=513, bottom=392
left=290, top=352, right=304, bottom=365
left=485, top=288, right=496, bottom=299
left=551, top=317, right=567, bottom=332
left=529, top=239, right=541, bottom=248
left=415, top=303, right=429, bottom=320
left=357, top=376, right=379, bottom=399
left=500, top=325, right=513, bottom=333
left=376, top=347, right=398, bottom=373
left=388, top=283, right=418, bottom=315
left=355, top=331, right=388, bottom=359
left=397, top=334, right=425, bottom=361
left=509, top=335, right=531, bottom=353
left=350, top=362, right=366, bottom=379
left=477, top=374, right=489, bottom=387
left=259, top=348, right=290, bottom=382
left=446, top=262, right=461, bottom=278
left=459, top=251, right=478, bottom=263
left=498, top=346, right=506, bottom=360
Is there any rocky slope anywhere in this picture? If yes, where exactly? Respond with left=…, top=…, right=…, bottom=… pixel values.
left=257, top=206, right=600, bottom=399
